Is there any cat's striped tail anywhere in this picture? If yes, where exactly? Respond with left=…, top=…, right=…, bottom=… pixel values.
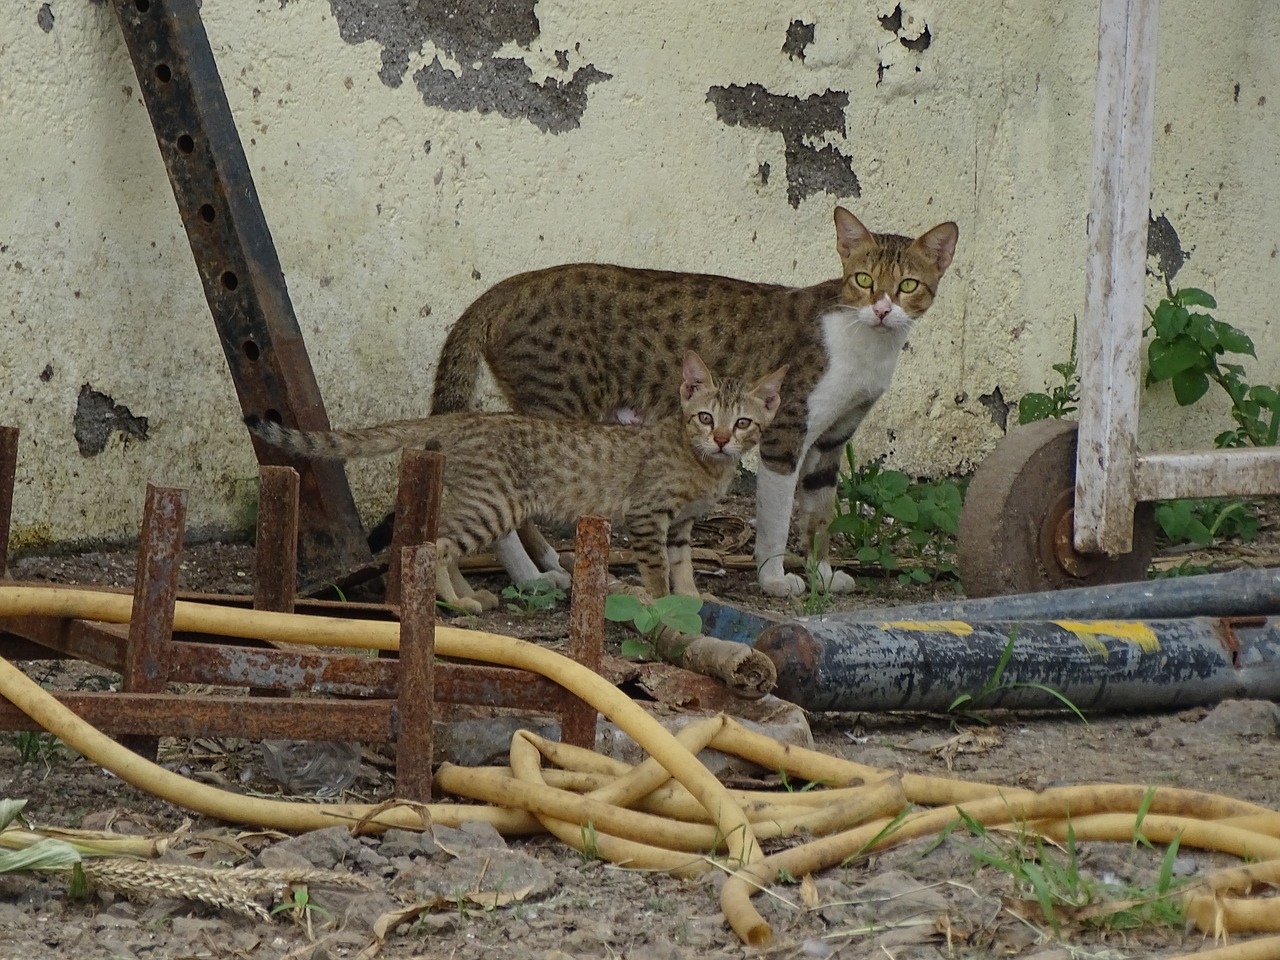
left=244, top=414, right=434, bottom=461
left=428, top=296, right=494, bottom=414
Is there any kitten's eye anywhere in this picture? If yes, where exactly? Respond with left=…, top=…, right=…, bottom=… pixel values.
left=697, top=412, right=714, bottom=426
left=734, top=418, right=753, bottom=431
left=853, top=272, right=873, bottom=289
left=898, top=278, right=920, bottom=294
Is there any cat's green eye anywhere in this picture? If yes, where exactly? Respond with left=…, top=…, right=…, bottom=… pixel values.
left=697, top=412, right=714, bottom=426
left=898, top=278, right=920, bottom=294
left=734, top=417, right=753, bottom=431
left=853, top=272, right=874, bottom=289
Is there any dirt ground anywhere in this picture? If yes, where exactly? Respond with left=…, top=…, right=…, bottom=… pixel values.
left=1, top=505, right=1278, bottom=960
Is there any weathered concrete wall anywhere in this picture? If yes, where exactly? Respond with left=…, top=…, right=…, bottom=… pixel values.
left=2, top=1, right=1277, bottom=548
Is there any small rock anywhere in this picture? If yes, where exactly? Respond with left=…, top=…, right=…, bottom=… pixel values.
left=432, top=820, right=507, bottom=855
left=336, top=891, right=402, bottom=933
left=1194, top=699, right=1280, bottom=737
left=257, top=846, right=315, bottom=872
left=378, top=828, right=425, bottom=859
left=625, top=941, right=684, bottom=960
left=850, top=870, right=948, bottom=923
left=269, top=825, right=363, bottom=869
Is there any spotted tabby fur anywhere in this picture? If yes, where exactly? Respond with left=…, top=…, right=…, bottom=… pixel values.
left=430, top=207, right=958, bottom=597
left=246, top=353, right=786, bottom=613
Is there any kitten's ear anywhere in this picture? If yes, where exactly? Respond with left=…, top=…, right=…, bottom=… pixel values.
left=751, top=364, right=789, bottom=413
left=912, top=221, right=959, bottom=273
left=681, top=351, right=714, bottom=400
left=834, top=207, right=872, bottom=259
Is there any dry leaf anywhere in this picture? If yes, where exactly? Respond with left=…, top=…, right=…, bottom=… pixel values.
left=800, top=874, right=820, bottom=909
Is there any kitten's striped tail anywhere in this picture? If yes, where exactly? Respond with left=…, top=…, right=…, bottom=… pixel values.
left=429, top=298, right=493, bottom=414
left=244, top=414, right=433, bottom=461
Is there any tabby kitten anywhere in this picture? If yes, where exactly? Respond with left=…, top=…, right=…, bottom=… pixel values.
left=430, top=207, right=958, bottom=597
left=246, top=353, right=786, bottom=613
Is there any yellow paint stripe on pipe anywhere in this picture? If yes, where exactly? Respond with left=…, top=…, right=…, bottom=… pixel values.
left=1052, top=620, right=1161, bottom=655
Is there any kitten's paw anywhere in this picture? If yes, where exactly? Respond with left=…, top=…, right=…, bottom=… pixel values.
left=760, top=572, right=806, bottom=598
left=699, top=591, right=721, bottom=604
left=534, top=568, right=573, bottom=590
left=468, top=589, right=500, bottom=611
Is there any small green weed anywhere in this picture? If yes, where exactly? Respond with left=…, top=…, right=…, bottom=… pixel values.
left=579, top=821, right=602, bottom=862
left=12, top=732, right=63, bottom=765
left=828, top=447, right=963, bottom=586
left=501, top=579, right=566, bottom=616
left=271, top=885, right=332, bottom=939
left=947, top=629, right=1089, bottom=726
left=955, top=810, right=1188, bottom=934
left=1017, top=318, right=1079, bottom=425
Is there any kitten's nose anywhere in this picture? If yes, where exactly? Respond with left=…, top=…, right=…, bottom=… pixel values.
left=873, top=295, right=893, bottom=321
left=714, top=431, right=730, bottom=449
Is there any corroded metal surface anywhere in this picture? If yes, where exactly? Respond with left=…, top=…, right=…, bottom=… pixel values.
left=254, top=466, right=299, bottom=615
left=397, top=544, right=437, bottom=800
left=385, top=450, right=445, bottom=608
left=563, top=516, right=608, bottom=748
left=0, top=427, right=17, bottom=577
left=121, top=485, right=186, bottom=758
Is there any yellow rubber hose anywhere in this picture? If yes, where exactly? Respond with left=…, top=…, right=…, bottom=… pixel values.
left=1168, top=934, right=1280, bottom=960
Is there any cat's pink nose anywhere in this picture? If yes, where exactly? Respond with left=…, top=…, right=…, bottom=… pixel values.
left=873, top=296, right=893, bottom=320
left=714, top=432, right=730, bottom=449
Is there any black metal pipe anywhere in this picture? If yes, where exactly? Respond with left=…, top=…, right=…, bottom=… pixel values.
left=754, top=615, right=1280, bottom=714
left=813, top=567, right=1280, bottom=625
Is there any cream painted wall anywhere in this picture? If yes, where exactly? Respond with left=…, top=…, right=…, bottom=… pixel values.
left=2, top=1, right=1277, bottom=549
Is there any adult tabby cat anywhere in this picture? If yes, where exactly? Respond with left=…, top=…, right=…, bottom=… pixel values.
left=430, top=207, right=958, bottom=597
left=246, top=353, right=786, bottom=612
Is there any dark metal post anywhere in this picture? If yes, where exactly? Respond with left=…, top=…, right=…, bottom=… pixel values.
left=563, top=516, right=608, bottom=748
left=397, top=544, right=437, bottom=801
left=386, top=451, right=445, bottom=608
left=107, top=0, right=370, bottom=583
left=121, top=485, right=187, bottom=758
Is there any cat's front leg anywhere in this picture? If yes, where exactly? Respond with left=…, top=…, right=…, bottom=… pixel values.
left=666, top=517, right=699, bottom=597
left=754, top=465, right=805, bottom=597
left=517, top=522, right=573, bottom=588
left=630, top=513, right=673, bottom=598
left=493, top=528, right=571, bottom=590
left=796, top=442, right=855, bottom=594
left=433, top=540, right=485, bottom=615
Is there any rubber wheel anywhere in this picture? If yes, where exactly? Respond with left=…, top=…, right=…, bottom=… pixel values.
left=957, top=419, right=1156, bottom=598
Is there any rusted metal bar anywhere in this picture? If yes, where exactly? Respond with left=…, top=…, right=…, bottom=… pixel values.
left=254, top=466, right=299, bottom=614
left=397, top=544, right=437, bottom=800
left=1135, top=449, right=1280, bottom=502
left=107, top=0, right=370, bottom=583
left=0, top=426, right=18, bottom=578
left=0, top=692, right=394, bottom=742
left=385, top=450, right=445, bottom=608
left=562, top=516, right=608, bottom=748
left=121, top=485, right=187, bottom=758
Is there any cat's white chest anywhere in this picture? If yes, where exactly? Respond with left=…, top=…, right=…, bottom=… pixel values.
left=806, top=308, right=910, bottom=441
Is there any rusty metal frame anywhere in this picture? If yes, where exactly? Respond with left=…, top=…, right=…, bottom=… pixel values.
left=0, top=431, right=605, bottom=801
left=107, top=0, right=370, bottom=583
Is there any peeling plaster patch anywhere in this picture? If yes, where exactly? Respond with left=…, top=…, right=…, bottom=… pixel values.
left=37, top=4, right=54, bottom=32
left=706, top=83, right=859, bottom=207
left=782, top=20, right=815, bottom=62
left=74, top=385, right=148, bottom=457
left=1147, top=212, right=1189, bottom=283
left=978, top=386, right=1013, bottom=432
left=329, top=0, right=610, bottom=133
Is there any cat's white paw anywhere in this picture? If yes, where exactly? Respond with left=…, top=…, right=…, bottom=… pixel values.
left=534, top=568, right=573, bottom=590
left=445, top=596, right=484, bottom=615
left=760, top=572, right=806, bottom=597
left=469, top=589, right=500, bottom=611
left=815, top=563, right=856, bottom=594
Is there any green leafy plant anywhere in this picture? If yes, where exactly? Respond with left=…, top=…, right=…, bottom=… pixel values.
left=604, top=593, right=703, bottom=660
left=500, top=579, right=566, bottom=616
left=1018, top=319, right=1079, bottom=424
left=828, top=447, right=963, bottom=586
left=12, top=731, right=63, bottom=766
left=948, top=629, right=1089, bottom=726
left=1018, top=289, right=1273, bottom=560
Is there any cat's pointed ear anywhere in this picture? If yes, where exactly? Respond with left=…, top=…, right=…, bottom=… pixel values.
left=912, top=221, right=959, bottom=273
left=681, top=351, right=714, bottom=400
left=751, top=364, right=788, bottom=413
left=834, top=207, right=872, bottom=259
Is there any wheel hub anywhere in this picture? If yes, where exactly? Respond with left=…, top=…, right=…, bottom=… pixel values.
left=1039, top=490, right=1098, bottom=580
